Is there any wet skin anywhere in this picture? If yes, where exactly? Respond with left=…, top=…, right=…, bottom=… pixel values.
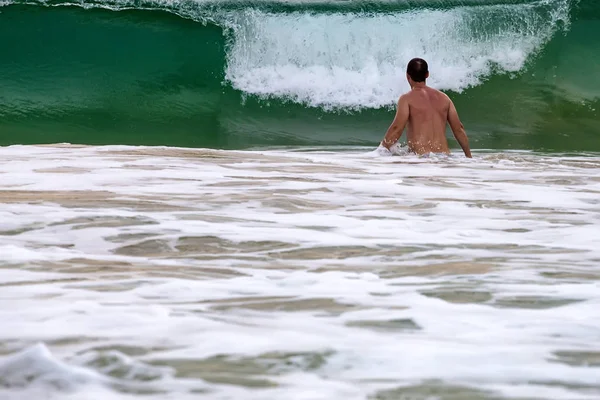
left=381, top=74, right=472, bottom=158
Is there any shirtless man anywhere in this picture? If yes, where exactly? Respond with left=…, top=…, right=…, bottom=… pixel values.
left=380, top=58, right=472, bottom=158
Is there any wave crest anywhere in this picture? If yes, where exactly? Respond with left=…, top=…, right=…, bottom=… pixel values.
left=224, top=0, right=573, bottom=109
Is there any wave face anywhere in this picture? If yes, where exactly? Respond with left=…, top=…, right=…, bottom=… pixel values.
left=224, top=2, right=569, bottom=109
left=0, top=0, right=599, bottom=150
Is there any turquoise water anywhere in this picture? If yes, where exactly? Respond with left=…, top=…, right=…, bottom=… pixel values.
left=0, top=0, right=599, bottom=150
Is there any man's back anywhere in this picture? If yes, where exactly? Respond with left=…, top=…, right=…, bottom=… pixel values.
left=380, top=58, right=472, bottom=158
left=404, top=86, right=450, bottom=155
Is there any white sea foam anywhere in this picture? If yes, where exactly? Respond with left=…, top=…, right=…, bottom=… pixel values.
left=224, top=0, right=572, bottom=109
left=0, top=145, right=599, bottom=400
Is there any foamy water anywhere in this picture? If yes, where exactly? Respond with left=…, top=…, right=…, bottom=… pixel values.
left=224, top=0, right=571, bottom=109
left=0, top=144, right=599, bottom=400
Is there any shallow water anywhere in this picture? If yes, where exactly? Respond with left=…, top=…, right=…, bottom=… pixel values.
left=0, top=145, right=599, bottom=400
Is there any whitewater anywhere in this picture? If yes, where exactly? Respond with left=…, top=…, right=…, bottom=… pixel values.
left=224, top=1, right=571, bottom=109
left=1, top=145, right=599, bottom=399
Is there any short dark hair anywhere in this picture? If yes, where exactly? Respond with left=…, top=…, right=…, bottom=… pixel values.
left=407, top=58, right=429, bottom=82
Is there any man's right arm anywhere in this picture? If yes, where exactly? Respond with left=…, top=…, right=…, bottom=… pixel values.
left=380, top=95, right=410, bottom=150
left=447, top=99, right=472, bottom=158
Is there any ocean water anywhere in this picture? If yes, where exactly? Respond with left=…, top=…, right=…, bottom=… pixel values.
left=1, top=0, right=600, bottom=399
left=0, top=145, right=599, bottom=399
left=0, top=0, right=599, bottom=150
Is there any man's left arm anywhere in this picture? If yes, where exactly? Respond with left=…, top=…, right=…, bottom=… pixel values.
left=380, top=95, right=409, bottom=149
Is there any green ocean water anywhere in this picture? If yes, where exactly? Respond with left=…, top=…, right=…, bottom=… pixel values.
left=0, top=0, right=598, bottom=151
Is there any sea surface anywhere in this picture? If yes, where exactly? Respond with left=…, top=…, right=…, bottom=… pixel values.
left=0, top=0, right=599, bottom=150
left=1, top=0, right=600, bottom=399
left=0, top=145, right=599, bottom=399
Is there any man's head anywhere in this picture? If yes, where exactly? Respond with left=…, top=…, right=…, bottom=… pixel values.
left=406, top=58, right=429, bottom=84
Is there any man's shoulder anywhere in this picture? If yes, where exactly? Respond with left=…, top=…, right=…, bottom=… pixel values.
left=397, top=93, right=412, bottom=106
left=398, top=91, right=416, bottom=103
left=400, top=87, right=450, bottom=103
left=426, top=88, right=452, bottom=108
left=427, top=86, right=450, bottom=98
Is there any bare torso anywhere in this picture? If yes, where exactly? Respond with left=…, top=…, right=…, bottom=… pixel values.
left=380, top=80, right=472, bottom=158
left=404, top=86, right=450, bottom=155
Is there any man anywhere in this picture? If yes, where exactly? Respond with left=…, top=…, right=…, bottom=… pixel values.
left=380, top=58, right=472, bottom=158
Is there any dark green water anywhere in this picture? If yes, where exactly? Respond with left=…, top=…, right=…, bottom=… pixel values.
left=0, top=0, right=598, bottom=150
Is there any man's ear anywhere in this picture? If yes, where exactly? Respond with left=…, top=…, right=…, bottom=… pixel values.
left=426, top=72, right=430, bottom=79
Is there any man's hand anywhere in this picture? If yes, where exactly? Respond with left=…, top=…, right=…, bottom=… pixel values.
left=381, top=95, right=410, bottom=149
